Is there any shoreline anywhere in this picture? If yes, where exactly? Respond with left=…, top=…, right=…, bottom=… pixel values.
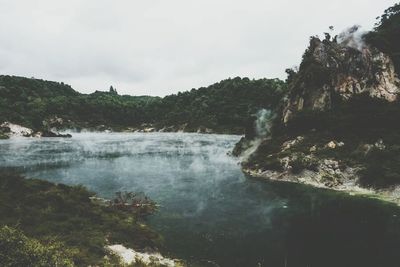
left=1, top=121, right=244, bottom=139
left=243, top=168, right=400, bottom=206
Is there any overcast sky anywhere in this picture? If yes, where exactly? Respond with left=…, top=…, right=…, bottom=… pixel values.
left=0, top=0, right=397, bottom=96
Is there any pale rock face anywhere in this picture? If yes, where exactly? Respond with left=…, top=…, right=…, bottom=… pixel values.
left=281, top=136, right=304, bottom=151
left=326, top=141, right=337, bottom=149
left=283, top=37, right=400, bottom=123
left=0, top=122, right=33, bottom=137
left=106, top=244, right=177, bottom=267
left=336, top=51, right=400, bottom=101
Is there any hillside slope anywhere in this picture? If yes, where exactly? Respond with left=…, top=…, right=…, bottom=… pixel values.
left=0, top=76, right=286, bottom=134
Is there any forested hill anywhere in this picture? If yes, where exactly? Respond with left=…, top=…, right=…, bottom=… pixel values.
left=0, top=75, right=286, bottom=134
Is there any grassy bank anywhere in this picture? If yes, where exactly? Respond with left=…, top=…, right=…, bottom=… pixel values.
left=0, top=172, right=162, bottom=266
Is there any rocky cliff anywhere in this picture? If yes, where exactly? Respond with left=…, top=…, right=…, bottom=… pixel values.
left=237, top=12, right=400, bottom=204
left=283, top=27, right=400, bottom=123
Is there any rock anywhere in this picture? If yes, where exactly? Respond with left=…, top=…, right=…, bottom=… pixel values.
left=96, top=125, right=112, bottom=132
left=326, top=141, right=337, bottom=149
left=123, top=127, right=137, bottom=132
left=310, top=145, right=317, bottom=152
left=323, top=159, right=340, bottom=169
left=280, top=157, right=291, bottom=171
left=159, top=126, right=177, bottom=132
left=283, top=34, right=400, bottom=123
left=337, top=142, right=345, bottom=147
left=1, top=122, right=33, bottom=137
left=197, top=126, right=214, bottom=134
left=106, top=244, right=177, bottom=267
left=325, top=141, right=344, bottom=149
left=361, top=144, right=373, bottom=154
left=361, top=139, right=386, bottom=154
left=143, top=127, right=155, bottom=133
left=320, top=159, right=341, bottom=178
left=374, top=139, right=386, bottom=150
left=43, top=116, right=64, bottom=128
left=282, top=136, right=304, bottom=151
left=34, top=130, right=72, bottom=138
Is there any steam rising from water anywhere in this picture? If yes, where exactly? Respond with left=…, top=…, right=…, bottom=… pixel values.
left=1, top=133, right=398, bottom=266
left=0, top=133, right=284, bottom=220
left=255, top=109, right=273, bottom=137
left=240, top=109, right=274, bottom=161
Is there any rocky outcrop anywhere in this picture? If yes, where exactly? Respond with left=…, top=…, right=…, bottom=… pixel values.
left=1, top=122, right=33, bottom=137
left=242, top=135, right=400, bottom=204
left=123, top=123, right=216, bottom=134
left=283, top=29, right=400, bottom=123
left=0, top=122, right=72, bottom=138
left=33, top=130, right=72, bottom=138
left=106, top=244, right=182, bottom=267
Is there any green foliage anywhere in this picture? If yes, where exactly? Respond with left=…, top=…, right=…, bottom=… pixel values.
left=282, top=94, right=400, bottom=142
left=267, top=94, right=400, bottom=188
left=290, top=154, right=319, bottom=174
left=155, top=77, right=287, bottom=133
left=365, top=3, right=400, bottom=75
left=359, top=146, right=400, bottom=189
left=0, top=226, right=75, bottom=267
left=243, top=137, right=286, bottom=171
left=263, top=156, right=284, bottom=172
left=0, top=75, right=286, bottom=134
left=0, top=75, right=78, bottom=129
left=0, top=172, right=161, bottom=266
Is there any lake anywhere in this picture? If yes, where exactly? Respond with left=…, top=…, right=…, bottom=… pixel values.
left=1, top=132, right=400, bottom=267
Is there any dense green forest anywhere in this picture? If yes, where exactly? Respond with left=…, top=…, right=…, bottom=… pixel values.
left=0, top=75, right=286, bottom=134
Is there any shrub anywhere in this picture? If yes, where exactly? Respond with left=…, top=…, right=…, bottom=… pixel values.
left=358, top=147, right=400, bottom=189
left=0, top=172, right=161, bottom=266
left=290, top=155, right=319, bottom=174
left=0, top=226, right=75, bottom=267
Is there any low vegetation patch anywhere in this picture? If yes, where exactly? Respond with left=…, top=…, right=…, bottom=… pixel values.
left=0, top=172, right=162, bottom=266
left=0, top=226, right=75, bottom=267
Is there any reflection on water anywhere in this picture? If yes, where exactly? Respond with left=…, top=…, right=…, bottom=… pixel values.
left=1, top=133, right=400, bottom=267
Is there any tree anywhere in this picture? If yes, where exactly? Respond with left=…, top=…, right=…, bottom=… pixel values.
left=109, top=86, right=118, bottom=94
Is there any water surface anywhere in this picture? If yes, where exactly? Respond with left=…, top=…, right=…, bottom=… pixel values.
left=1, top=133, right=400, bottom=267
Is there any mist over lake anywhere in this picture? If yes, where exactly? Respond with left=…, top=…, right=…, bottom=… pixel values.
left=1, top=133, right=400, bottom=267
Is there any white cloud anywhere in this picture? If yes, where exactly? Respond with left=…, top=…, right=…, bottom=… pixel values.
left=0, top=0, right=397, bottom=96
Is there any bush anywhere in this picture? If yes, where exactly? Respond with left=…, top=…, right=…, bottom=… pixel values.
left=0, top=226, right=75, bottom=267
left=358, top=147, right=400, bottom=189
left=290, top=154, right=319, bottom=174
left=0, top=172, right=161, bottom=266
